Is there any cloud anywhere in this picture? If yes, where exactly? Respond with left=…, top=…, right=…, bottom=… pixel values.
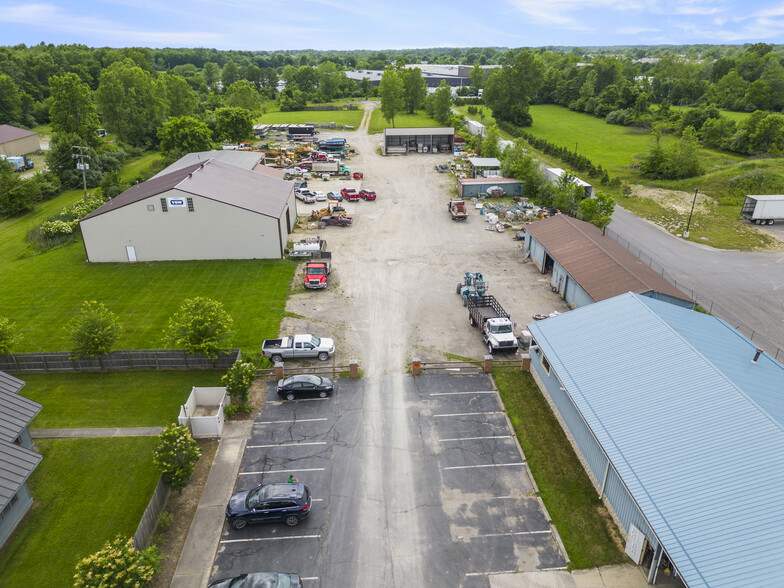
left=616, top=26, right=661, bottom=34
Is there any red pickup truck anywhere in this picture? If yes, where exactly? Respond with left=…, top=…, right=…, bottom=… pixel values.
left=340, top=188, right=359, bottom=201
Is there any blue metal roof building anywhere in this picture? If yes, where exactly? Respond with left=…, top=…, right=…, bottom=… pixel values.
left=526, top=293, right=784, bottom=587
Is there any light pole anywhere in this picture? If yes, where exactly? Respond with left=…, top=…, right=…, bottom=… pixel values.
left=684, top=188, right=698, bottom=239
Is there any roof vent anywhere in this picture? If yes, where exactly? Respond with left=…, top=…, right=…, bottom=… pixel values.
left=752, top=347, right=764, bottom=364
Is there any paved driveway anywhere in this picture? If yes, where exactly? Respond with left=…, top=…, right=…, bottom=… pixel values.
left=211, top=373, right=565, bottom=587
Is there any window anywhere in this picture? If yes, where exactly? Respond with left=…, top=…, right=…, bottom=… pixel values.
left=187, top=197, right=194, bottom=212
left=542, top=354, right=551, bottom=376
left=147, top=204, right=155, bottom=211
left=160, top=198, right=168, bottom=212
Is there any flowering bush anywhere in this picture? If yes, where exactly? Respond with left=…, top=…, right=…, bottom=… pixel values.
left=222, top=360, right=256, bottom=415
left=60, top=193, right=108, bottom=221
left=39, top=219, right=76, bottom=237
left=153, top=424, right=201, bottom=491
left=73, top=536, right=162, bottom=587
left=66, top=300, right=124, bottom=358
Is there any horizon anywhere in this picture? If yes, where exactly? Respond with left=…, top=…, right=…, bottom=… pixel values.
left=0, top=0, right=782, bottom=51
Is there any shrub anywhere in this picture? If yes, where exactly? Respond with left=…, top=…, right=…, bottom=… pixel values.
left=66, top=300, right=124, bottom=358
left=222, top=360, right=256, bottom=414
left=153, top=424, right=201, bottom=491
left=73, top=536, right=162, bottom=587
left=0, top=316, right=20, bottom=353
left=39, top=219, right=76, bottom=237
left=164, top=297, right=234, bottom=358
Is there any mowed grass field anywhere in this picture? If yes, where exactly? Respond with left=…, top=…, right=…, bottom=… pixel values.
left=368, top=109, right=442, bottom=134
left=1, top=188, right=296, bottom=354
left=257, top=100, right=365, bottom=127
left=0, top=437, right=161, bottom=588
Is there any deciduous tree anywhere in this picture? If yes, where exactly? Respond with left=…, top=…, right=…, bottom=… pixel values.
left=157, top=116, right=213, bottom=155
left=48, top=73, right=100, bottom=146
left=578, top=192, right=616, bottom=234
left=379, top=66, right=404, bottom=127
left=164, top=297, right=234, bottom=357
left=483, top=50, right=544, bottom=127
left=214, top=107, right=253, bottom=143
left=225, top=80, right=261, bottom=112
left=153, top=424, right=201, bottom=491
left=401, top=67, right=427, bottom=114
left=66, top=300, right=124, bottom=358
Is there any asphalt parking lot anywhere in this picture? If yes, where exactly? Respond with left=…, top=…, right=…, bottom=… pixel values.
left=211, top=372, right=565, bottom=587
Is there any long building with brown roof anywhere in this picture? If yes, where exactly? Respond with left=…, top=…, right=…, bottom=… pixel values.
left=524, top=215, right=693, bottom=309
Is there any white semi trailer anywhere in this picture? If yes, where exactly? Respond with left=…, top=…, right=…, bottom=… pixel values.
left=741, top=195, right=784, bottom=226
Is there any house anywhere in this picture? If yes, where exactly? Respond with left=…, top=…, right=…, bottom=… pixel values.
left=467, top=157, right=501, bottom=178
left=526, top=292, right=784, bottom=586
left=80, top=158, right=297, bottom=262
left=525, top=215, right=693, bottom=309
left=0, top=372, right=42, bottom=548
left=383, top=127, right=454, bottom=155
left=0, top=125, right=39, bottom=158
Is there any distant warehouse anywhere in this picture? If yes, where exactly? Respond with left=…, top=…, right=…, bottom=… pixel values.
left=383, top=127, right=454, bottom=155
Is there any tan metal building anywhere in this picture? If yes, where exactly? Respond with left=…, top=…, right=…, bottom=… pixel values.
left=0, top=125, right=39, bottom=157
left=80, top=158, right=297, bottom=262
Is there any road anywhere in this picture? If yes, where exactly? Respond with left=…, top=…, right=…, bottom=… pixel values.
left=610, top=206, right=784, bottom=354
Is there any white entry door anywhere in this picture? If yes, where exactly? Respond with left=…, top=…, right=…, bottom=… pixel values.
left=126, top=245, right=137, bottom=262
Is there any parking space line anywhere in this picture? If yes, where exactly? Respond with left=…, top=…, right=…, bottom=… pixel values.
left=443, top=462, right=524, bottom=470
left=269, top=398, right=330, bottom=404
left=433, top=411, right=505, bottom=417
left=438, top=435, right=514, bottom=442
left=460, top=530, right=552, bottom=540
left=239, top=468, right=326, bottom=476
left=247, top=442, right=328, bottom=448
left=221, top=534, right=321, bottom=544
left=429, top=391, right=496, bottom=396
left=255, top=418, right=328, bottom=425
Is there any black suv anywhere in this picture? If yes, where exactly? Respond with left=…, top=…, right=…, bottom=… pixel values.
left=226, top=483, right=312, bottom=529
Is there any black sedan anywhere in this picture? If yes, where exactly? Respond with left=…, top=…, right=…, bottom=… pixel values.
left=208, top=572, right=302, bottom=588
left=277, top=374, right=334, bottom=400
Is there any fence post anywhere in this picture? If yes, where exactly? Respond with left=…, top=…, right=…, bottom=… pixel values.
left=483, top=355, right=493, bottom=373
left=274, top=361, right=284, bottom=380
left=412, top=359, right=421, bottom=376
left=349, top=359, right=358, bottom=379
left=520, top=354, right=531, bottom=372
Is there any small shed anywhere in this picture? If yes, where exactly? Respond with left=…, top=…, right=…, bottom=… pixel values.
left=0, top=125, right=39, bottom=158
left=178, top=387, right=228, bottom=437
left=383, top=127, right=454, bottom=155
left=467, top=157, right=501, bottom=178
left=457, top=177, right=523, bottom=198
left=541, top=165, right=593, bottom=198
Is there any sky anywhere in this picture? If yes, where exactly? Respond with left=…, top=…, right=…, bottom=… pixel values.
left=0, top=0, right=782, bottom=50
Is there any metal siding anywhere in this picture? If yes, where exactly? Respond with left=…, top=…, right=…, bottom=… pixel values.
left=563, top=275, right=594, bottom=308
left=527, top=293, right=784, bottom=588
left=0, top=484, right=33, bottom=548
left=640, top=290, right=695, bottom=310
left=603, top=465, right=658, bottom=550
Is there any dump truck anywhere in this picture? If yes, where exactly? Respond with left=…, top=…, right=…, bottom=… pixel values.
left=261, top=334, right=335, bottom=362
left=288, top=237, right=327, bottom=258
left=448, top=199, right=467, bottom=220
left=312, top=161, right=350, bottom=175
left=467, top=295, right=518, bottom=355
left=3, top=156, right=34, bottom=172
left=304, top=255, right=331, bottom=290
left=741, top=195, right=784, bottom=226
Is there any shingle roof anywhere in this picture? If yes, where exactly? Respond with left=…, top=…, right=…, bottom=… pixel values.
left=0, top=124, right=36, bottom=144
left=0, top=390, right=41, bottom=443
left=0, top=442, right=42, bottom=509
left=151, top=150, right=264, bottom=179
left=527, top=215, right=691, bottom=304
left=82, top=159, right=292, bottom=222
left=0, top=371, right=25, bottom=395
left=527, top=293, right=784, bottom=588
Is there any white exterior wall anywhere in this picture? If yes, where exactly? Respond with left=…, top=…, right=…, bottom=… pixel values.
left=81, top=189, right=288, bottom=262
left=0, top=135, right=39, bottom=157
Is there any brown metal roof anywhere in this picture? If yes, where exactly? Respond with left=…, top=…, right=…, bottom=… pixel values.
left=0, top=124, right=36, bottom=144
left=253, top=163, right=286, bottom=180
left=82, top=159, right=292, bottom=222
left=527, top=215, right=692, bottom=304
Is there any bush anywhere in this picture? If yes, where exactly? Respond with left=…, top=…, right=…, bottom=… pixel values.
left=66, top=300, right=124, bottom=358
left=164, top=297, right=234, bottom=358
left=222, top=360, right=256, bottom=414
left=153, top=424, right=201, bottom=491
left=73, top=536, right=162, bottom=587
left=0, top=316, right=20, bottom=353
left=605, top=109, right=635, bottom=126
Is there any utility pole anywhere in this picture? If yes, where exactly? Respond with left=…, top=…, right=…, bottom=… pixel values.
left=72, top=146, right=90, bottom=201
left=684, top=188, right=698, bottom=239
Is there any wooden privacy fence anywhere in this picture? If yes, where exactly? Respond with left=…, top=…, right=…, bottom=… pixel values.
left=0, top=349, right=241, bottom=373
left=256, top=361, right=359, bottom=380
left=133, top=477, right=169, bottom=550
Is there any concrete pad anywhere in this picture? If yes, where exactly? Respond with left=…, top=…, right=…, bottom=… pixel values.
left=198, top=461, right=240, bottom=506
left=572, top=568, right=606, bottom=588
left=169, top=572, right=206, bottom=588
left=596, top=564, right=649, bottom=587
left=173, top=506, right=227, bottom=574
left=490, top=571, right=576, bottom=588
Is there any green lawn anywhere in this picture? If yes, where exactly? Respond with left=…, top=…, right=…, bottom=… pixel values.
left=120, top=152, right=165, bottom=182
left=368, top=109, right=442, bottom=135
left=0, top=437, right=161, bottom=588
left=0, top=189, right=297, bottom=353
left=494, top=369, right=626, bottom=569
left=670, top=105, right=752, bottom=123
left=257, top=108, right=364, bottom=128
left=24, top=370, right=225, bottom=429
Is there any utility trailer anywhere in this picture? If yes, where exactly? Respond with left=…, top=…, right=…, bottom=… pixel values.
left=741, top=195, right=784, bottom=226
left=467, top=295, right=518, bottom=355
left=448, top=199, right=467, bottom=220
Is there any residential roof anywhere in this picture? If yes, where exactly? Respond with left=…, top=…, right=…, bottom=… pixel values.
left=0, top=390, right=41, bottom=443
left=383, top=127, right=454, bottom=136
left=0, top=371, right=25, bottom=395
left=526, top=215, right=691, bottom=304
left=0, top=124, right=36, bottom=144
left=458, top=178, right=520, bottom=185
left=527, top=292, right=784, bottom=588
left=151, top=150, right=264, bottom=179
left=82, top=159, right=292, bottom=222
left=0, top=442, right=42, bottom=509
left=468, top=157, right=501, bottom=167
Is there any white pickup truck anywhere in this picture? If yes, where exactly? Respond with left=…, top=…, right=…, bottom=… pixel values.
left=261, top=334, right=335, bottom=363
